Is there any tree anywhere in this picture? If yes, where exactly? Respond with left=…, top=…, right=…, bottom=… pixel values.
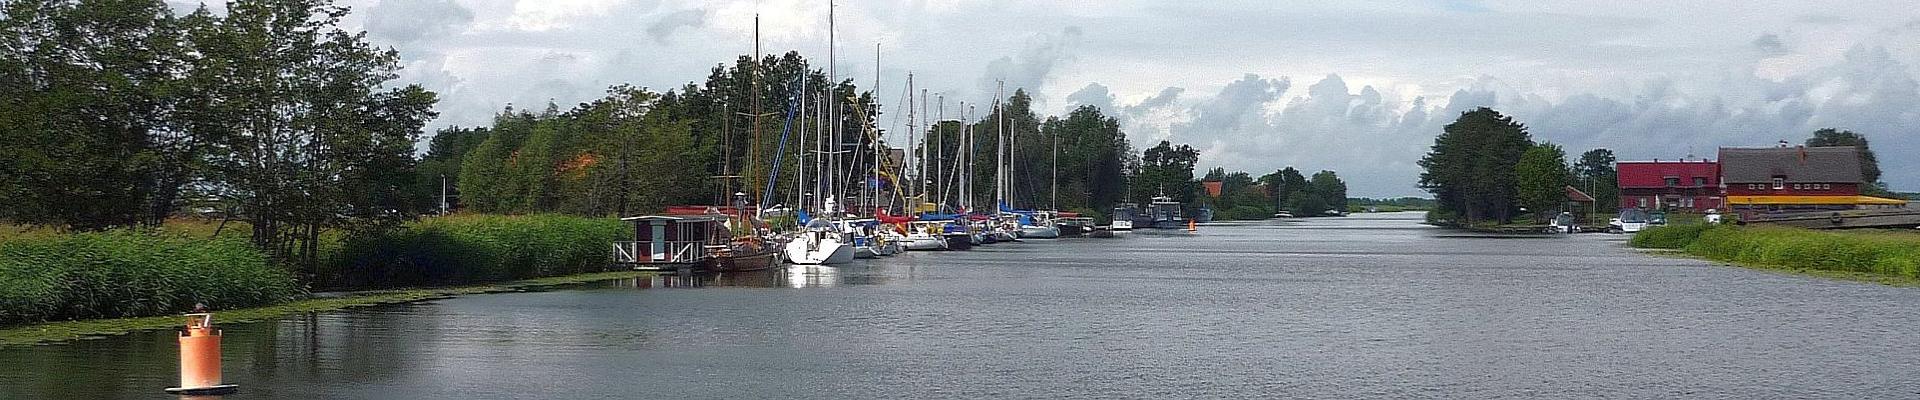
left=1037, top=105, right=1130, bottom=214
left=1514, top=142, right=1571, bottom=221
left=1573, top=148, right=1617, bottom=212
left=1261, top=167, right=1308, bottom=211
left=187, top=0, right=439, bottom=271
left=1133, top=140, right=1199, bottom=204
left=1419, top=107, right=1533, bottom=224
left=416, top=126, right=492, bottom=212
left=0, top=0, right=189, bottom=230
left=1309, top=170, right=1348, bottom=214
left=1805, top=128, right=1885, bottom=194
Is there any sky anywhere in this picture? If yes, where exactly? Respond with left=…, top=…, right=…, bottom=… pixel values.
left=171, top=0, right=1920, bottom=197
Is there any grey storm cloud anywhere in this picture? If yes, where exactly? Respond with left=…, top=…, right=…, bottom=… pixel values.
left=646, top=9, right=706, bottom=44
left=980, top=26, right=1084, bottom=98
left=1064, top=83, right=1115, bottom=113
left=365, top=0, right=474, bottom=45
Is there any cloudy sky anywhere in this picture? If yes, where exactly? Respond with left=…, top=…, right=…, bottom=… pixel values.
left=173, top=0, right=1920, bottom=197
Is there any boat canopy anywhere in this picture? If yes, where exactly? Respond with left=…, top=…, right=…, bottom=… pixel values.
left=917, top=213, right=964, bottom=221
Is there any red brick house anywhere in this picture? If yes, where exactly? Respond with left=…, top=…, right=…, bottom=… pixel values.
left=1617, top=159, right=1722, bottom=212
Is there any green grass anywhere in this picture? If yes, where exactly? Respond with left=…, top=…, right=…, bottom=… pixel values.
left=0, top=271, right=640, bottom=347
left=0, top=230, right=300, bottom=325
left=1633, top=225, right=1920, bottom=281
left=1629, top=224, right=1714, bottom=249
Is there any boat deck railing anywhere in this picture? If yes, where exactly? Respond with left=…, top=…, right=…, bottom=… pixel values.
left=613, top=241, right=707, bottom=264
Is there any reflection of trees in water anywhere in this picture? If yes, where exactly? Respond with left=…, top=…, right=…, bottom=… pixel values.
left=242, top=305, right=432, bottom=394
left=0, top=325, right=184, bottom=398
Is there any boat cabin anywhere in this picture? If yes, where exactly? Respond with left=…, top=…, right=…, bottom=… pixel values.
left=614, top=214, right=731, bottom=267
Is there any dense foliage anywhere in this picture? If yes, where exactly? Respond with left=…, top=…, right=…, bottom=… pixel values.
left=0, top=231, right=298, bottom=324
left=329, top=215, right=624, bottom=289
left=1420, top=108, right=1609, bottom=225
left=0, top=0, right=439, bottom=274
left=1572, top=149, right=1619, bottom=213
left=1513, top=142, right=1571, bottom=220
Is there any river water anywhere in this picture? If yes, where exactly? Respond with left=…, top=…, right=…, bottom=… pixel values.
left=5, top=212, right=1920, bottom=399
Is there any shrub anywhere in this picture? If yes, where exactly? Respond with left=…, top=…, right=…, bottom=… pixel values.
left=1629, top=224, right=1715, bottom=249
left=0, top=231, right=298, bottom=325
left=1218, top=206, right=1271, bottom=221
left=328, top=214, right=625, bottom=289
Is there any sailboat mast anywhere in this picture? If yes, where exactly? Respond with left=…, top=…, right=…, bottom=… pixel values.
left=920, top=88, right=930, bottom=206
left=751, top=14, right=762, bottom=208
left=994, top=81, right=1005, bottom=211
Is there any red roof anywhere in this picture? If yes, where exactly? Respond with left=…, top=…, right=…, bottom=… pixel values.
left=1617, top=161, right=1719, bottom=188
left=1564, top=186, right=1596, bottom=202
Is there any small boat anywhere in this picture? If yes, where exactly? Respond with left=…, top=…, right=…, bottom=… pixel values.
left=1016, top=211, right=1061, bottom=239
left=1110, top=205, right=1138, bottom=231
left=1057, top=217, right=1094, bottom=236
left=903, top=221, right=951, bottom=250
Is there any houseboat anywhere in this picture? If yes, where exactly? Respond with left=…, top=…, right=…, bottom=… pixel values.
left=614, top=213, right=780, bottom=272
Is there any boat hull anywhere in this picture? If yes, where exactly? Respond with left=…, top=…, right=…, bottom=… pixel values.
left=942, top=234, right=974, bottom=250
left=1110, top=220, right=1133, bottom=231
left=785, top=239, right=854, bottom=265
left=1018, top=226, right=1060, bottom=239
left=903, top=236, right=948, bottom=251
left=854, top=246, right=879, bottom=259
left=702, top=250, right=781, bottom=272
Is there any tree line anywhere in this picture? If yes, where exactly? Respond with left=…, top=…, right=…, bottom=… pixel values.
left=2, top=0, right=435, bottom=272
left=1418, top=107, right=1890, bottom=227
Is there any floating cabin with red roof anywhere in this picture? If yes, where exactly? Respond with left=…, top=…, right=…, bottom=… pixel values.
left=1616, top=158, right=1723, bottom=212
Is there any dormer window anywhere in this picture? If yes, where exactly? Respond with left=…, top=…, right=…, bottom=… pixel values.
left=1664, top=177, right=1680, bottom=187
left=1772, top=177, right=1785, bottom=190
left=1692, top=177, right=1708, bottom=186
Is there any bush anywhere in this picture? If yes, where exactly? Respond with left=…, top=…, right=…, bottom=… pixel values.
left=1217, top=206, right=1271, bottom=221
left=1680, top=226, right=1920, bottom=279
left=1629, top=224, right=1715, bottom=249
left=0, top=231, right=298, bottom=325
left=328, top=214, right=625, bottom=288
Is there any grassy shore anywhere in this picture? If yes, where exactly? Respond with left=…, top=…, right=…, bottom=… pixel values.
left=2, top=214, right=626, bottom=327
left=1632, top=224, right=1920, bottom=285
left=0, top=270, right=640, bottom=347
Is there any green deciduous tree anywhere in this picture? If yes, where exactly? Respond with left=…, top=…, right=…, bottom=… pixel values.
left=1514, top=142, right=1570, bottom=221
left=1419, top=107, right=1534, bottom=224
left=1573, top=148, right=1618, bottom=212
left=1805, top=128, right=1887, bottom=195
left=1133, top=140, right=1199, bottom=205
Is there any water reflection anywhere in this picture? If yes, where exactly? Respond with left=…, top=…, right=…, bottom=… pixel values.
left=595, top=264, right=900, bottom=290
left=604, top=269, right=787, bottom=289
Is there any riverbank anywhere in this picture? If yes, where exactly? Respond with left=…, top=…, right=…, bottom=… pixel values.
left=1632, top=224, right=1920, bottom=285
left=2, top=214, right=625, bottom=326
left=0, top=270, right=640, bottom=347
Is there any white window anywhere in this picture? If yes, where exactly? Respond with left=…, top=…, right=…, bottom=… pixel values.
left=1637, top=198, right=1649, bottom=208
left=1772, top=177, right=1785, bottom=190
left=1682, top=198, right=1695, bottom=208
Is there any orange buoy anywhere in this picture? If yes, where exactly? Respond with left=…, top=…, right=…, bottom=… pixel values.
left=166, top=313, right=238, bottom=395
left=1187, top=219, right=1197, bottom=232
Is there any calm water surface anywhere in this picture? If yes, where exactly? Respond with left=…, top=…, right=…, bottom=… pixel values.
left=6, top=212, right=1920, bottom=399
